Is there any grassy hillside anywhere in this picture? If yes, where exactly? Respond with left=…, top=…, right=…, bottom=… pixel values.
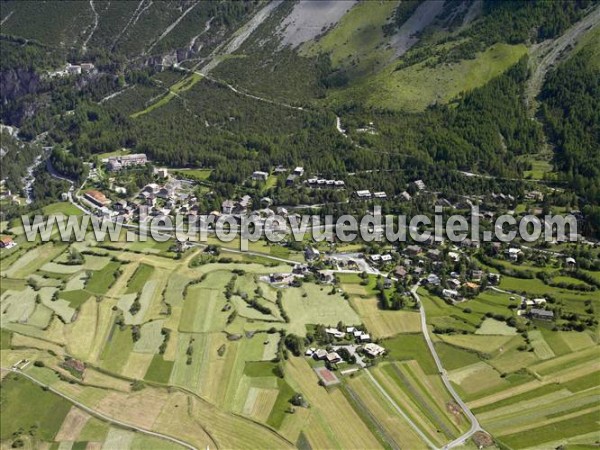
left=330, top=42, right=527, bottom=111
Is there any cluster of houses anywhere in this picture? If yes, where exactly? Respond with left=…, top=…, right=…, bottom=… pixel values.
left=353, top=180, right=425, bottom=202
left=137, top=179, right=197, bottom=217
left=222, top=195, right=252, bottom=215
left=305, top=325, right=386, bottom=368
left=307, top=178, right=345, bottom=189
left=517, top=297, right=555, bottom=320
left=81, top=169, right=198, bottom=224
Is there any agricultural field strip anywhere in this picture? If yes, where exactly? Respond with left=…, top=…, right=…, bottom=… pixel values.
left=0, top=367, right=197, bottom=450
left=390, top=362, right=458, bottom=438
left=364, top=369, right=439, bottom=449
left=410, top=284, right=484, bottom=448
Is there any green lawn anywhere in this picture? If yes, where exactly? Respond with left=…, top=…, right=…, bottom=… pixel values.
left=42, top=202, right=84, bottom=216
left=172, top=169, right=212, bottom=181
left=382, top=334, right=438, bottom=375
left=434, top=341, right=481, bottom=371
left=59, top=289, right=92, bottom=308
left=266, top=378, right=296, bottom=429
left=126, top=263, right=155, bottom=293
left=332, top=43, right=528, bottom=111
left=0, top=374, right=72, bottom=441
left=86, top=261, right=121, bottom=296
left=99, top=322, right=134, bottom=373
left=144, top=354, right=175, bottom=384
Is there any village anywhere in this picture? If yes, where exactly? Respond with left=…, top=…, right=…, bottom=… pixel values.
left=62, top=152, right=588, bottom=332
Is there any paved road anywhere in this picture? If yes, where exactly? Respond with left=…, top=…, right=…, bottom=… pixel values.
left=0, top=367, right=198, bottom=450
left=410, top=284, right=485, bottom=449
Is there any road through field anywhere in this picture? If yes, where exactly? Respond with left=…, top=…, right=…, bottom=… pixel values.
left=410, top=284, right=485, bottom=449
left=0, top=367, right=198, bottom=450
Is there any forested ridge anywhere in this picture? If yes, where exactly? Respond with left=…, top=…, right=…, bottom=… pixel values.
left=541, top=41, right=600, bottom=235
left=0, top=0, right=598, bottom=235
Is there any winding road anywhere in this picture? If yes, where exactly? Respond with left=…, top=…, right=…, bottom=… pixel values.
left=410, top=284, right=485, bottom=449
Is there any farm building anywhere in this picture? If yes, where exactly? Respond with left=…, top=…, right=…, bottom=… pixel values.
left=0, top=236, right=16, bottom=249
left=363, top=343, right=385, bottom=357
left=529, top=308, right=554, bottom=320
left=84, top=190, right=111, bottom=207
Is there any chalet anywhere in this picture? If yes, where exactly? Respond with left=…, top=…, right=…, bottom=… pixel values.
left=373, top=191, right=387, bottom=199
left=252, top=171, right=269, bottom=181
left=399, top=191, right=412, bottom=202
left=370, top=254, right=381, bottom=262
left=526, top=190, right=544, bottom=201
left=157, top=187, right=174, bottom=199
left=426, top=273, right=440, bottom=285
left=334, top=180, right=345, bottom=188
left=359, top=333, right=371, bottom=342
left=488, top=273, right=501, bottom=285
left=307, top=178, right=318, bottom=185
left=506, top=247, right=521, bottom=261
left=325, top=328, right=345, bottom=339
left=355, top=190, right=372, bottom=199
left=471, top=270, right=484, bottom=281
left=529, top=308, right=554, bottom=320
left=222, top=200, right=235, bottom=214
left=413, top=179, right=426, bottom=191
left=154, top=167, right=169, bottom=178
left=405, top=245, right=422, bottom=256
left=464, top=282, right=480, bottom=292
left=80, top=63, right=95, bottom=72
left=448, top=251, right=460, bottom=262
left=84, top=190, right=110, bottom=207
left=293, top=167, right=304, bottom=176
left=0, top=236, right=16, bottom=249
left=286, top=174, right=297, bottom=186
left=565, top=257, right=576, bottom=268
left=442, top=289, right=459, bottom=299
left=305, top=246, right=320, bottom=261
left=381, top=254, right=393, bottom=262
left=238, top=195, right=251, bottom=211
left=394, top=266, right=407, bottom=278
left=447, top=279, right=461, bottom=289
left=427, top=249, right=441, bottom=260
left=313, top=349, right=328, bottom=360
left=460, top=238, right=480, bottom=249
left=326, top=352, right=342, bottom=363
left=143, top=183, right=160, bottom=194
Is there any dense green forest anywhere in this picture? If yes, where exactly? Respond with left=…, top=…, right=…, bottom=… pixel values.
left=541, top=41, right=600, bottom=236
left=0, top=0, right=598, bottom=236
